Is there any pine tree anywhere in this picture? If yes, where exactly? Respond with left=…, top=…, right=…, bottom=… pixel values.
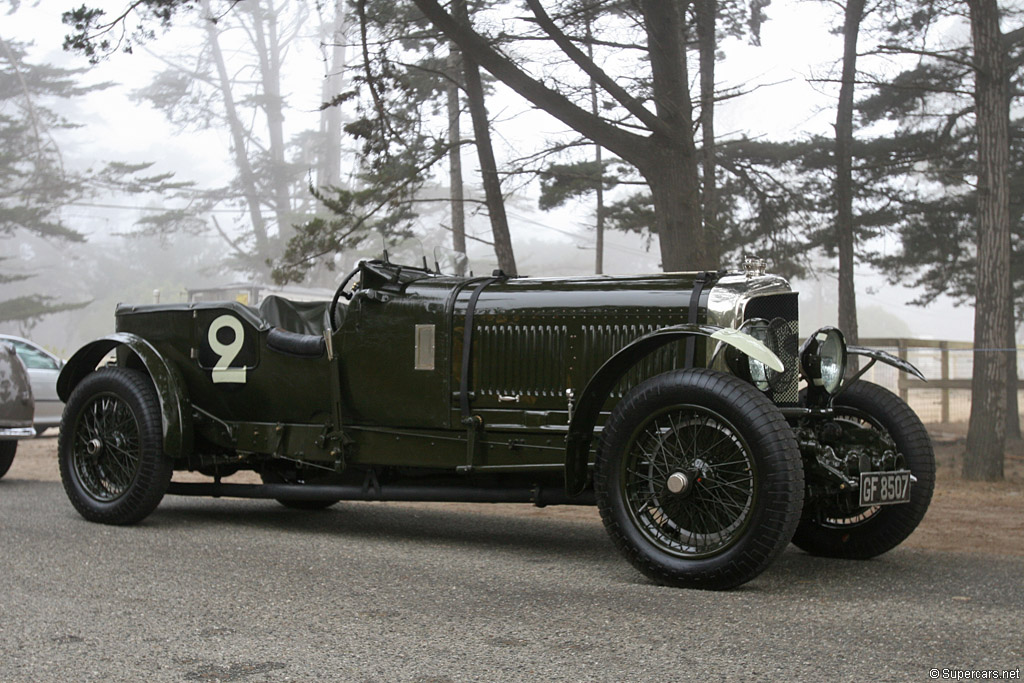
left=1, top=35, right=93, bottom=323
left=852, top=1, right=1024, bottom=476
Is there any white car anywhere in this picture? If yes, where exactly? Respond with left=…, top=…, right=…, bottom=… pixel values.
left=0, top=335, right=63, bottom=435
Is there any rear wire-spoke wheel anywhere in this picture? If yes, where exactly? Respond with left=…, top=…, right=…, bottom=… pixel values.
left=73, top=395, right=142, bottom=501
left=59, top=368, right=172, bottom=525
left=792, top=380, right=935, bottom=559
left=596, top=369, right=803, bottom=590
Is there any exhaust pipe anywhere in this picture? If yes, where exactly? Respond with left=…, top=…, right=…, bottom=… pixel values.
left=166, top=482, right=595, bottom=507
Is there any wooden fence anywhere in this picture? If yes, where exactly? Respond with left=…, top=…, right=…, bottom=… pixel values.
left=858, top=338, right=1024, bottom=426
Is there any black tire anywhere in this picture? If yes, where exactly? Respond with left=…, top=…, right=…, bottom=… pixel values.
left=0, top=441, right=16, bottom=480
left=595, top=369, right=804, bottom=590
left=260, top=470, right=341, bottom=511
left=58, top=368, right=172, bottom=525
left=792, top=380, right=935, bottom=559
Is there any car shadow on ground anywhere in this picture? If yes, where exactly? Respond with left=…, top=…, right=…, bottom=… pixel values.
left=152, top=493, right=995, bottom=596
left=153, top=495, right=613, bottom=558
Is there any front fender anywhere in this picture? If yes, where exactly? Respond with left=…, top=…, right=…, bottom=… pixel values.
left=847, top=345, right=926, bottom=381
left=58, top=333, right=192, bottom=459
left=564, top=324, right=782, bottom=495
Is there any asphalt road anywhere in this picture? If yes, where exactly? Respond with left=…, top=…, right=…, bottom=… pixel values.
left=1, top=479, right=1021, bottom=682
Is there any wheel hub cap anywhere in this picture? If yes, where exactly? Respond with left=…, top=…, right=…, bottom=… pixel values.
left=85, top=438, right=103, bottom=457
left=666, top=471, right=691, bottom=495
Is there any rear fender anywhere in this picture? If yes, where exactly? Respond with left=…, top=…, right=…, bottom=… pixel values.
left=57, top=333, right=192, bottom=459
left=564, top=324, right=781, bottom=495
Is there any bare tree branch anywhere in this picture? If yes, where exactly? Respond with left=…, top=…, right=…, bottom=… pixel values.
left=210, top=215, right=251, bottom=260
left=871, top=44, right=975, bottom=70
left=410, top=0, right=650, bottom=163
left=521, top=0, right=672, bottom=139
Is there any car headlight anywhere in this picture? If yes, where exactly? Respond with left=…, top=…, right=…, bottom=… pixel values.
left=800, top=327, right=847, bottom=394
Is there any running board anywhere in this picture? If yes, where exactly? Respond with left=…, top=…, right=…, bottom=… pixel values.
left=166, top=482, right=596, bottom=507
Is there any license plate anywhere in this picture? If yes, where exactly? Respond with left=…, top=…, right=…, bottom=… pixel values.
left=859, top=470, right=912, bottom=506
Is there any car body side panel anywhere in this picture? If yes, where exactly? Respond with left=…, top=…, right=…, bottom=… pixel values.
left=335, top=272, right=710, bottom=433
left=337, top=286, right=453, bottom=428
left=332, top=270, right=800, bottom=475
left=66, top=269, right=800, bottom=478
left=113, top=303, right=334, bottom=427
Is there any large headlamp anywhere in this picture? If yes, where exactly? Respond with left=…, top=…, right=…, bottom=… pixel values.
left=800, top=326, right=847, bottom=394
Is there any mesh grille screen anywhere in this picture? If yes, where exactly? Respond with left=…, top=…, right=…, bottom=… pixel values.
left=744, top=293, right=800, bottom=404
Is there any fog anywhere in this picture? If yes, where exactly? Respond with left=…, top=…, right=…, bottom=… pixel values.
left=0, top=0, right=997, bottom=356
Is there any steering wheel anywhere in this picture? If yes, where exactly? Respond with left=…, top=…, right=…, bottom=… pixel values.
left=329, top=264, right=362, bottom=332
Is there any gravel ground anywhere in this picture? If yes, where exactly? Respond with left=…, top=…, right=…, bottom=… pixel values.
left=1, top=435, right=1022, bottom=682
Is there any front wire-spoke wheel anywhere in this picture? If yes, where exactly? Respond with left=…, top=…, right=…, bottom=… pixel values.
left=596, top=369, right=804, bottom=590
left=792, top=380, right=935, bottom=559
left=623, top=408, right=756, bottom=559
left=59, top=368, right=172, bottom=525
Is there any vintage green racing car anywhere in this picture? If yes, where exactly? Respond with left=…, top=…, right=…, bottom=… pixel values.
left=56, top=256, right=934, bottom=589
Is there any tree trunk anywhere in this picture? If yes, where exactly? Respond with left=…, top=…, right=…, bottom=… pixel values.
left=593, top=139, right=605, bottom=275
left=318, top=0, right=348, bottom=189
left=247, top=0, right=294, bottom=245
left=1007, top=303, right=1021, bottom=439
left=446, top=45, right=467, bottom=275
left=695, top=0, right=719, bottom=267
left=201, top=0, right=270, bottom=260
left=639, top=0, right=704, bottom=271
left=451, top=0, right=516, bottom=277
left=835, top=0, right=865, bottom=349
left=645, top=148, right=704, bottom=271
left=584, top=19, right=604, bottom=275
left=964, top=0, right=1011, bottom=481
